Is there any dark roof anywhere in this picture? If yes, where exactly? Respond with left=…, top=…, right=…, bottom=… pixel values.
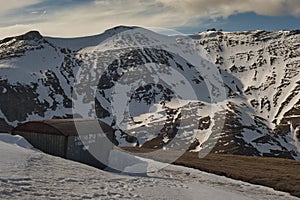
left=12, top=119, right=114, bottom=136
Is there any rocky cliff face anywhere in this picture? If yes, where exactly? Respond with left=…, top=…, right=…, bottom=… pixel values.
left=0, top=27, right=299, bottom=159
left=193, top=30, right=300, bottom=158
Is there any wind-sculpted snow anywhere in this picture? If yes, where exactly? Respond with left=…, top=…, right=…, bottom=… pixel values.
left=0, top=27, right=299, bottom=161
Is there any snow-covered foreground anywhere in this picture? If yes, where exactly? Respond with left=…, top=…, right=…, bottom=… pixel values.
left=0, top=135, right=299, bottom=200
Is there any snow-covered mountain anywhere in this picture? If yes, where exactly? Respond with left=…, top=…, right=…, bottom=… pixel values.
left=0, top=26, right=299, bottom=159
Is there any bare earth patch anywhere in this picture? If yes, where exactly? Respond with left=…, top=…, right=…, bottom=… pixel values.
left=122, top=147, right=300, bottom=198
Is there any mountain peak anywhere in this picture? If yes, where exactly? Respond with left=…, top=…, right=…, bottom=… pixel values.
left=18, top=31, right=43, bottom=40
left=102, top=25, right=140, bottom=36
left=0, top=30, right=43, bottom=44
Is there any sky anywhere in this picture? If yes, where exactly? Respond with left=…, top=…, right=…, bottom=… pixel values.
left=0, top=0, right=299, bottom=39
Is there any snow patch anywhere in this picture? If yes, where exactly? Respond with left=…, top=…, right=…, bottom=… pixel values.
left=0, top=133, right=33, bottom=149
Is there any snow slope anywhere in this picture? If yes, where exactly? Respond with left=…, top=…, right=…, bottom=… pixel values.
left=0, top=134, right=298, bottom=200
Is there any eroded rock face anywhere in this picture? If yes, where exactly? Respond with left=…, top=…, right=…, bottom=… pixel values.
left=0, top=27, right=299, bottom=159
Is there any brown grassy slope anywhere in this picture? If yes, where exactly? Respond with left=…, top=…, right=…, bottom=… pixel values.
left=121, top=147, right=300, bottom=198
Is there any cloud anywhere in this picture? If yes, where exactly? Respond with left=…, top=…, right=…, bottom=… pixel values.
left=0, top=0, right=41, bottom=15
left=0, top=0, right=184, bottom=38
left=0, top=0, right=299, bottom=39
left=156, top=0, right=300, bottom=17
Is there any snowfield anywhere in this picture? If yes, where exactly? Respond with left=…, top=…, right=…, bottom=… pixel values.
left=0, top=134, right=298, bottom=200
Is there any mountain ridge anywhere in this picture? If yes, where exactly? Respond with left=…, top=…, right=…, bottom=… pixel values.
left=0, top=26, right=299, bottom=159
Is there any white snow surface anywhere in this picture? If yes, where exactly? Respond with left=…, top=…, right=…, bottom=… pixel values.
left=0, top=134, right=298, bottom=200
left=0, top=133, right=33, bottom=148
